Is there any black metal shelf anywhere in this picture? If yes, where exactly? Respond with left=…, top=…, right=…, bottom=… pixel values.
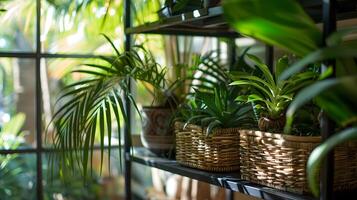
left=132, top=148, right=315, bottom=200
left=126, top=6, right=238, bottom=37
left=126, top=1, right=357, bottom=38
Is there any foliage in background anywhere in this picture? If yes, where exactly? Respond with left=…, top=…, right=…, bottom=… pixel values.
left=0, top=0, right=6, bottom=12
left=231, top=54, right=319, bottom=133
left=0, top=113, right=121, bottom=200
left=0, top=114, right=36, bottom=199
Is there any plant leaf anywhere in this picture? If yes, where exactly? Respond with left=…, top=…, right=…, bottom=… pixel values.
left=223, top=0, right=321, bottom=57
left=307, top=127, right=357, bottom=197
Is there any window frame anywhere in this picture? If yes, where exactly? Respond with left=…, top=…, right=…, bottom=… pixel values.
left=0, top=1, right=119, bottom=199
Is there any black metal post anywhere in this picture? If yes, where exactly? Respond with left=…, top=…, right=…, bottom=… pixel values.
left=225, top=190, right=234, bottom=200
left=320, top=0, right=336, bottom=200
left=35, top=0, right=43, bottom=200
left=124, top=0, right=132, bottom=200
left=265, top=45, right=274, bottom=73
left=228, top=38, right=236, bottom=70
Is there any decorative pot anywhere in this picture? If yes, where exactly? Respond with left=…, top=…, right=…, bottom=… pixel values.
left=141, top=107, right=175, bottom=157
left=175, top=122, right=240, bottom=172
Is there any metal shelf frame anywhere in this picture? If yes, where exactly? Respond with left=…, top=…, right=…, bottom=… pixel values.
left=123, top=1, right=354, bottom=200
left=125, top=1, right=357, bottom=38
left=132, top=148, right=315, bottom=200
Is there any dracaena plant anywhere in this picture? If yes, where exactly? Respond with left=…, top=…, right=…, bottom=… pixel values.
left=230, top=54, right=319, bottom=132
left=48, top=36, right=166, bottom=178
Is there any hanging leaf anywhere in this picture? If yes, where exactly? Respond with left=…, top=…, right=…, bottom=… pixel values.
left=223, top=0, right=322, bottom=56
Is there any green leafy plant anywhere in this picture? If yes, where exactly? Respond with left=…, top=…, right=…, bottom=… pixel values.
left=177, top=85, right=254, bottom=135
left=279, top=29, right=357, bottom=196
left=223, top=0, right=322, bottom=57
left=175, top=51, right=254, bottom=135
left=48, top=36, right=166, bottom=178
left=0, top=113, right=37, bottom=200
left=230, top=54, right=319, bottom=132
left=222, top=0, right=357, bottom=195
left=284, top=75, right=357, bottom=196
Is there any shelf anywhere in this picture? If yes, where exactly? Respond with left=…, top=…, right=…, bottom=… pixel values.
left=132, top=148, right=315, bottom=200
left=126, top=6, right=239, bottom=38
left=126, top=1, right=357, bottom=37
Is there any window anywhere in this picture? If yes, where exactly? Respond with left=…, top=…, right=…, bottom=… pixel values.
left=0, top=1, right=124, bottom=199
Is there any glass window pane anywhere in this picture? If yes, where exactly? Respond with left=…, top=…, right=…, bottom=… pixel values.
left=0, top=153, right=37, bottom=199
left=132, top=0, right=161, bottom=27
left=0, top=58, right=36, bottom=149
left=41, top=58, right=122, bottom=147
left=43, top=150, right=124, bottom=199
left=0, top=0, right=36, bottom=52
left=41, top=0, right=123, bottom=54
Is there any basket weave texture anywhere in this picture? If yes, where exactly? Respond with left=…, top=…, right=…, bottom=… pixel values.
left=175, top=122, right=240, bottom=172
left=240, top=130, right=357, bottom=194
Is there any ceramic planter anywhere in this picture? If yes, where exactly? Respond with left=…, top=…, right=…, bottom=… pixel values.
left=141, top=107, right=175, bottom=156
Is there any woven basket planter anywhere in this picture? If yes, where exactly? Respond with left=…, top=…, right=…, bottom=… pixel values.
left=175, top=122, right=240, bottom=172
left=240, top=130, right=357, bottom=194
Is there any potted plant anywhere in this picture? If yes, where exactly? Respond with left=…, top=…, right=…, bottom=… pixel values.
left=140, top=51, right=231, bottom=156
left=48, top=36, right=167, bottom=177
left=280, top=26, right=357, bottom=196
left=223, top=0, right=357, bottom=194
left=173, top=53, right=255, bottom=172
left=231, top=54, right=319, bottom=132
left=230, top=54, right=321, bottom=193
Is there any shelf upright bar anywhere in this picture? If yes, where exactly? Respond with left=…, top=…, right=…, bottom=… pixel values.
left=35, top=0, right=43, bottom=199
left=320, top=0, right=336, bottom=200
left=228, top=38, right=236, bottom=69
left=124, top=0, right=132, bottom=199
left=265, top=45, right=274, bottom=73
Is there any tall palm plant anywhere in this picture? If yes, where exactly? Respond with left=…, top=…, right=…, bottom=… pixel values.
left=49, top=36, right=166, bottom=178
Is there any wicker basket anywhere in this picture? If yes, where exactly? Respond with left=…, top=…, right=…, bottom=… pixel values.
left=240, top=130, right=357, bottom=194
left=175, top=122, right=240, bottom=172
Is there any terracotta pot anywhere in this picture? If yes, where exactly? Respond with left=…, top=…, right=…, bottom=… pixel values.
left=141, top=107, right=175, bottom=156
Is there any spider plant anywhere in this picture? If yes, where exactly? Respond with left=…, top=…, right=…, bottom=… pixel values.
left=230, top=54, right=319, bottom=132
left=48, top=36, right=166, bottom=178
